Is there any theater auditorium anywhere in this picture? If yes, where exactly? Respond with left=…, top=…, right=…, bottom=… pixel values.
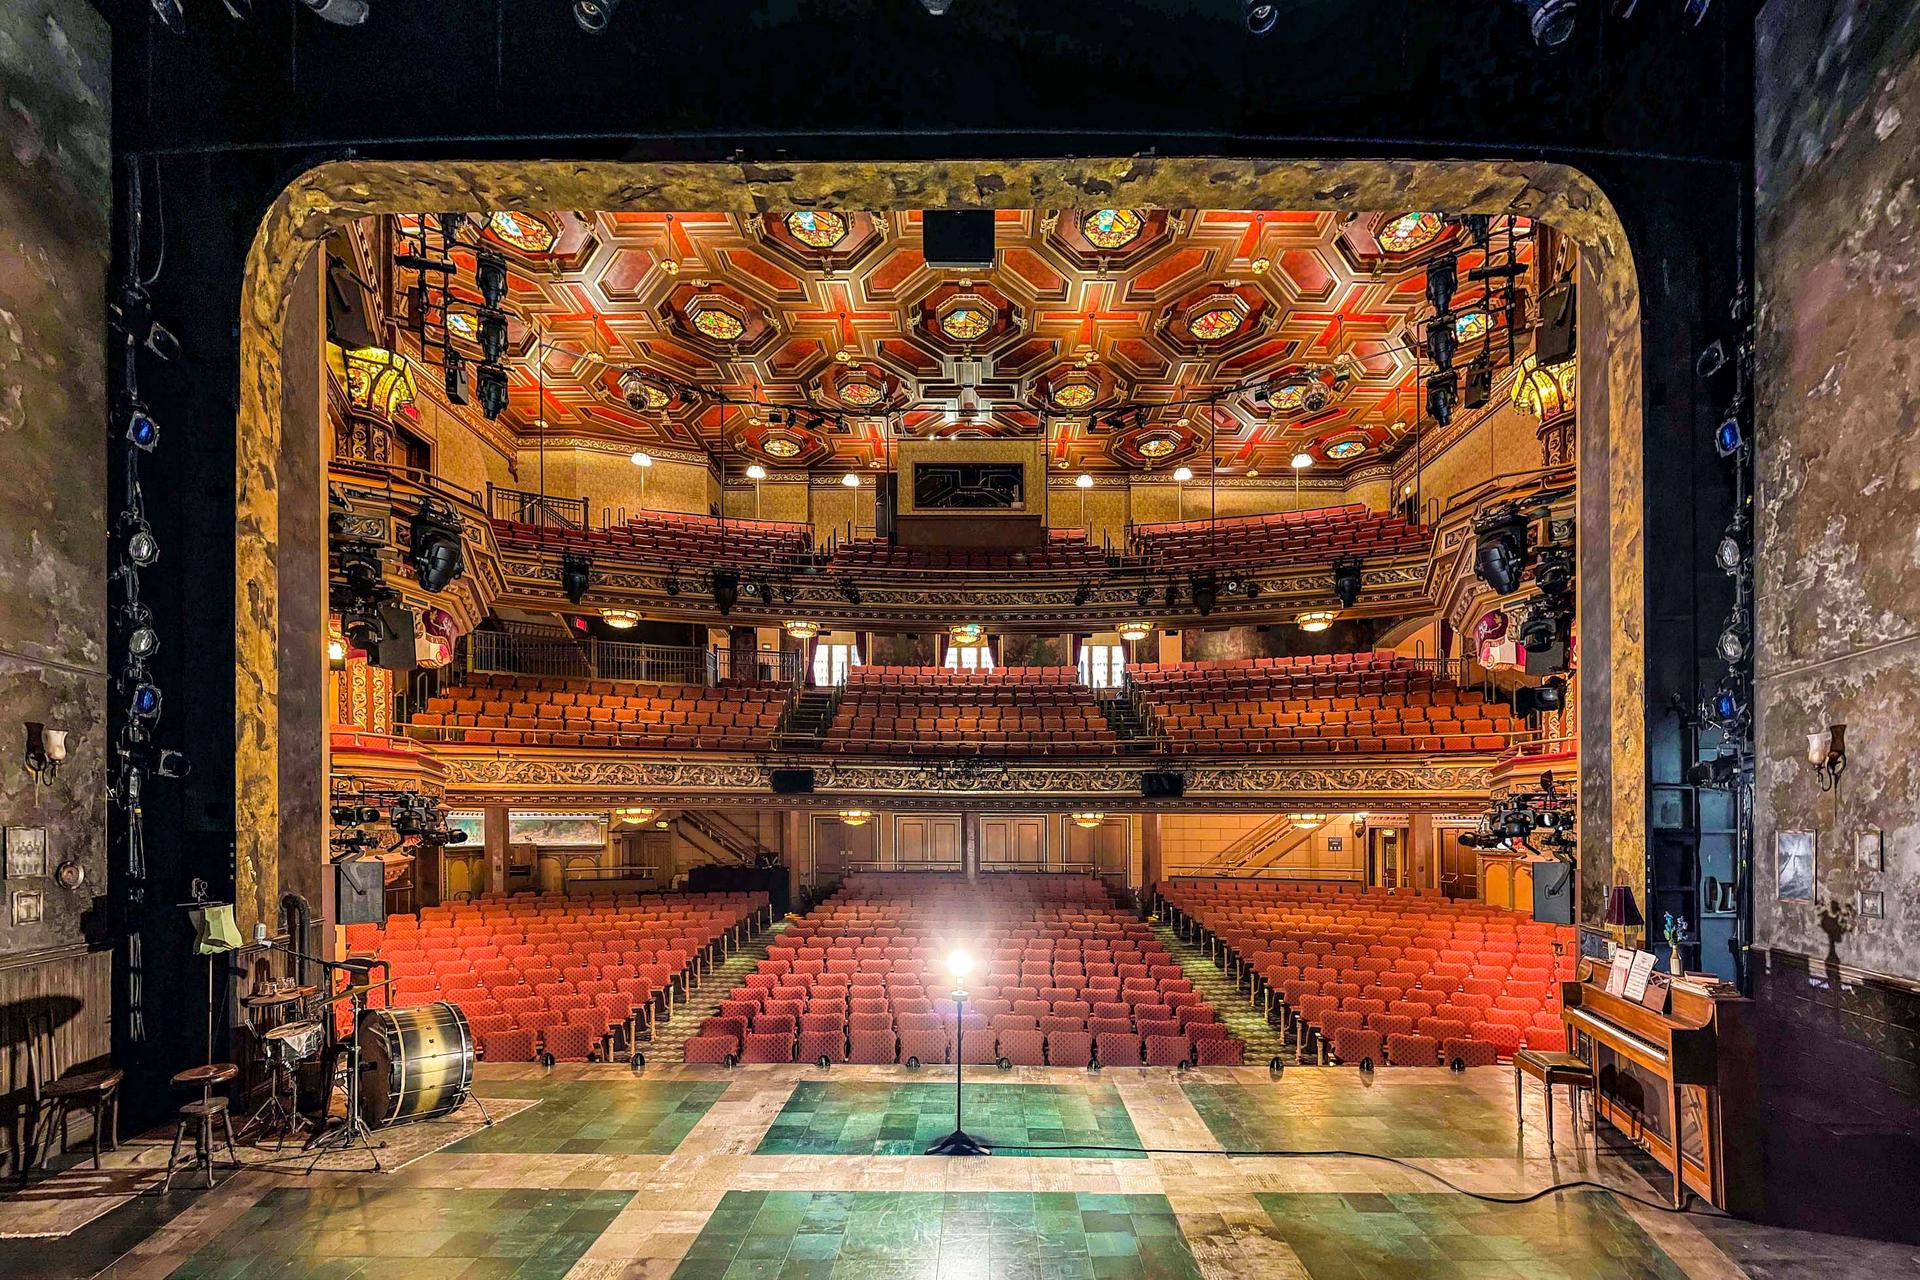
left=2, top=2, right=1916, bottom=1277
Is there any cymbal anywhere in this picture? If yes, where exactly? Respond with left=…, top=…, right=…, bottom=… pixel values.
left=328, top=978, right=393, bottom=1002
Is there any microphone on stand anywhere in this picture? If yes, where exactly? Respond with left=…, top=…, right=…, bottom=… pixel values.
left=254, top=922, right=270, bottom=946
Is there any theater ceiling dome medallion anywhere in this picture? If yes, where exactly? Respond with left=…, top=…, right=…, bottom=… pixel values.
left=691, top=307, right=745, bottom=342
left=1082, top=208, right=1145, bottom=250
left=1137, top=433, right=1178, bottom=459
left=940, top=302, right=993, bottom=342
left=1189, top=303, right=1244, bottom=341
left=785, top=210, right=849, bottom=249
left=1052, top=381, right=1097, bottom=410
left=762, top=436, right=802, bottom=458
left=484, top=211, right=560, bottom=254
left=1325, top=438, right=1367, bottom=460
left=1375, top=211, right=1445, bottom=255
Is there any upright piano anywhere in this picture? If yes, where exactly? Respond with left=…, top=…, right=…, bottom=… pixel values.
left=1561, top=964, right=1760, bottom=1212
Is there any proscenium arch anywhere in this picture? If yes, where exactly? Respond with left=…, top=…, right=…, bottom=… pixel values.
left=232, top=157, right=1644, bottom=934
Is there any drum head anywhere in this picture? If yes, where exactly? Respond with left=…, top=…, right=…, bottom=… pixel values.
left=356, top=1002, right=473, bottom=1130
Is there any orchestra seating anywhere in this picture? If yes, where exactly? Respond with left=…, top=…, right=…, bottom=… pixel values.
left=1156, top=879, right=1576, bottom=1069
left=408, top=672, right=788, bottom=750
left=1128, top=653, right=1521, bottom=754
left=491, top=511, right=809, bottom=568
left=827, top=530, right=1109, bottom=574
left=1130, top=504, right=1427, bottom=569
left=681, top=873, right=1242, bottom=1068
left=348, top=891, right=769, bottom=1063
left=819, top=666, right=1123, bottom=757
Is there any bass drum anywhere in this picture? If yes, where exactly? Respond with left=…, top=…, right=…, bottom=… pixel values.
left=356, top=1001, right=474, bottom=1129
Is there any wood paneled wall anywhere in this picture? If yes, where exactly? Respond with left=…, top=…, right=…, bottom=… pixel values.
left=0, top=945, right=113, bottom=1173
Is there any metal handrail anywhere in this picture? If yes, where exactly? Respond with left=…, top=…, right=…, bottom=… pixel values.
left=487, top=484, right=589, bottom=529
left=464, top=629, right=805, bottom=687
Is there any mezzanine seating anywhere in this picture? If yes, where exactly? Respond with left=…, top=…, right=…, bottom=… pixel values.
left=682, top=873, right=1241, bottom=1068
left=1130, top=504, right=1428, bottom=570
left=1157, top=879, right=1574, bottom=1069
left=1128, top=653, right=1520, bottom=754
left=408, top=672, right=788, bottom=750
left=491, top=511, right=810, bottom=569
left=827, top=530, right=1109, bottom=574
left=819, top=666, right=1122, bottom=757
left=351, top=891, right=769, bottom=1063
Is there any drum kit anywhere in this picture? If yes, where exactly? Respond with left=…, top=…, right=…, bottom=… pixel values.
left=244, top=938, right=487, bottom=1165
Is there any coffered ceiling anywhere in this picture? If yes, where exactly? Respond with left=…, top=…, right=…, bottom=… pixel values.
left=386, top=208, right=1535, bottom=475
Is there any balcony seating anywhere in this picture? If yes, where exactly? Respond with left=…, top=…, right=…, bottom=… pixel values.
left=685, top=873, right=1239, bottom=1067
left=828, top=530, right=1109, bottom=574
left=821, top=666, right=1120, bottom=757
left=1158, top=879, right=1574, bottom=1068
left=408, top=672, right=788, bottom=750
left=1131, top=504, right=1427, bottom=570
left=1128, top=653, right=1520, bottom=755
left=344, top=891, right=766, bottom=1062
left=491, top=510, right=809, bottom=569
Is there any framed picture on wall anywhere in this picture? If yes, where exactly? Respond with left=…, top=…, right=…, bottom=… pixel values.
left=1859, top=890, right=1885, bottom=920
left=1776, top=830, right=1815, bottom=902
left=1856, top=828, right=1884, bottom=872
left=4, top=827, right=48, bottom=881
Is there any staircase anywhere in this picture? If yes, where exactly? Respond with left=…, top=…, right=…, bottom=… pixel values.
left=1098, top=695, right=1147, bottom=741
left=777, top=688, right=839, bottom=747
left=676, top=811, right=765, bottom=866
left=1192, top=816, right=1317, bottom=876
left=654, top=921, right=787, bottom=1062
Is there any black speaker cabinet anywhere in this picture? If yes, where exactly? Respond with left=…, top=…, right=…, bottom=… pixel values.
left=1140, top=770, right=1185, bottom=798
left=770, top=767, right=816, bottom=795
left=1535, top=281, right=1577, bottom=365
left=1532, top=860, right=1575, bottom=925
left=336, top=859, right=388, bottom=925
left=922, top=210, right=996, bottom=269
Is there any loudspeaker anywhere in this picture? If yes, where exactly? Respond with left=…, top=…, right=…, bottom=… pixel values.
left=770, top=767, right=816, bottom=795
left=1531, top=860, right=1575, bottom=925
left=922, top=210, right=996, bottom=269
left=371, top=601, right=420, bottom=671
left=336, top=860, right=388, bottom=926
left=1140, top=770, right=1185, bottom=798
left=1535, top=281, right=1576, bottom=366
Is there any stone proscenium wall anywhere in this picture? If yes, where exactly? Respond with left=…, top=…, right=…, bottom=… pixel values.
left=1755, top=5, right=1920, bottom=982
left=0, top=0, right=110, bottom=959
left=231, top=158, right=1644, bottom=938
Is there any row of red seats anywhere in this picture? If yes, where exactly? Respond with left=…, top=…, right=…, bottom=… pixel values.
left=1159, top=879, right=1571, bottom=1069
left=683, top=873, right=1241, bottom=1067
left=491, top=511, right=810, bottom=569
left=1130, top=504, right=1428, bottom=569
left=348, top=892, right=767, bottom=1062
left=408, top=674, right=787, bottom=751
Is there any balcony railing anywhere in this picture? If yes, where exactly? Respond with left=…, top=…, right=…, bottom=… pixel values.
left=487, top=484, right=590, bottom=530
left=464, top=628, right=804, bottom=687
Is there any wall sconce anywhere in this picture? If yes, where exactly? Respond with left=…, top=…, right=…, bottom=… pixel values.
left=1807, top=724, right=1847, bottom=791
left=24, top=723, right=69, bottom=785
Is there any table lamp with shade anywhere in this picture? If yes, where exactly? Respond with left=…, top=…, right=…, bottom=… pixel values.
left=188, top=898, right=243, bottom=1066
left=1604, top=884, right=1643, bottom=943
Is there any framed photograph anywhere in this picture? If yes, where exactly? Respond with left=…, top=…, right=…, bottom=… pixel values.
left=1325, top=836, right=1345, bottom=852
left=1856, top=828, right=1884, bottom=873
left=11, top=890, right=44, bottom=926
left=1776, top=830, right=1816, bottom=902
left=4, top=827, right=48, bottom=881
left=1859, top=890, right=1885, bottom=920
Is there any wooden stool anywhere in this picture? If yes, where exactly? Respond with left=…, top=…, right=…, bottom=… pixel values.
left=163, top=1097, right=240, bottom=1190
left=1513, top=1049, right=1596, bottom=1152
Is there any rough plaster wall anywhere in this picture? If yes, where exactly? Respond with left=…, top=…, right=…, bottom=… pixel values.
left=1754, top=2, right=1920, bottom=980
left=0, top=0, right=109, bottom=957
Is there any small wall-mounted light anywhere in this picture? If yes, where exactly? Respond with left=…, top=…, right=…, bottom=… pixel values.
left=24, top=723, right=69, bottom=785
left=1808, top=724, right=1847, bottom=791
left=327, top=637, right=349, bottom=671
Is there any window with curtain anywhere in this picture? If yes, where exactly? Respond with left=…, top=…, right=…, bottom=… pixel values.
left=1078, top=643, right=1125, bottom=689
left=812, top=642, right=861, bottom=687
left=942, top=645, right=996, bottom=673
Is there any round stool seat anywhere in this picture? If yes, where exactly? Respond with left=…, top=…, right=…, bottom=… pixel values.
left=180, top=1097, right=230, bottom=1119
left=172, top=1063, right=238, bottom=1089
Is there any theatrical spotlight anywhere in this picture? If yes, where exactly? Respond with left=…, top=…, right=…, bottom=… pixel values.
left=1424, top=316, right=1457, bottom=373
left=477, top=365, right=509, bottom=420
left=836, top=576, right=862, bottom=606
left=127, top=521, right=160, bottom=567
left=298, top=0, right=370, bottom=24
left=338, top=541, right=385, bottom=596
left=1326, top=559, right=1362, bottom=610
left=1518, top=596, right=1561, bottom=653
left=476, top=250, right=509, bottom=308
left=1714, top=413, right=1746, bottom=458
left=562, top=553, right=592, bottom=605
left=1517, top=0, right=1577, bottom=47
left=130, top=682, right=163, bottom=721
left=663, top=571, right=683, bottom=598
left=126, top=404, right=160, bottom=451
left=920, top=0, right=954, bottom=13
left=1717, top=616, right=1750, bottom=665
left=1425, top=254, right=1458, bottom=316
left=1716, top=531, right=1743, bottom=574
left=407, top=500, right=466, bottom=593
left=711, top=570, right=740, bottom=616
left=1426, top=372, right=1458, bottom=427
left=573, top=0, right=620, bottom=31
left=1514, top=676, right=1566, bottom=718
left=1073, top=579, right=1094, bottom=607
left=1189, top=571, right=1219, bottom=617
left=1136, top=584, right=1155, bottom=608
left=1243, top=0, right=1278, bottom=35
left=477, top=310, right=509, bottom=364
left=1472, top=505, right=1531, bottom=595
left=1687, top=752, right=1740, bottom=788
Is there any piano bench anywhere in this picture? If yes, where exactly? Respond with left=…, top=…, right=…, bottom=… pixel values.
left=1513, top=1049, right=1596, bottom=1152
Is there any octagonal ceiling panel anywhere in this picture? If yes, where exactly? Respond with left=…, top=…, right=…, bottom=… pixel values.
left=383, top=208, right=1535, bottom=474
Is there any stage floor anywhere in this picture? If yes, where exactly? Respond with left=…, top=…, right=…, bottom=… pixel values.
left=9, top=1063, right=1906, bottom=1279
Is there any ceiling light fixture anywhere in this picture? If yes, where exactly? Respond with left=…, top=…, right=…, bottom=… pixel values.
left=839, top=808, right=873, bottom=826
left=784, top=619, right=821, bottom=641
left=1118, top=621, right=1154, bottom=643
left=1243, top=0, right=1278, bottom=35
left=1518, top=0, right=1578, bottom=47
left=600, top=609, right=640, bottom=630
left=629, top=451, right=653, bottom=467
left=1071, top=812, right=1106, bottom=829
left=1297, top=610, right=1337, bottom=633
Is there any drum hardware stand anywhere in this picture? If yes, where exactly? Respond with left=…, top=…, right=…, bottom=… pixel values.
left=236, top=1057, right=304, bottom=1148
left=253, top=930, right=390, bottom=1169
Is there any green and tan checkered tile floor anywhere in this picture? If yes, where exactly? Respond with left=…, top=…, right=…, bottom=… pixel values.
left=36, top=1060, right=1786, bottom=1280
